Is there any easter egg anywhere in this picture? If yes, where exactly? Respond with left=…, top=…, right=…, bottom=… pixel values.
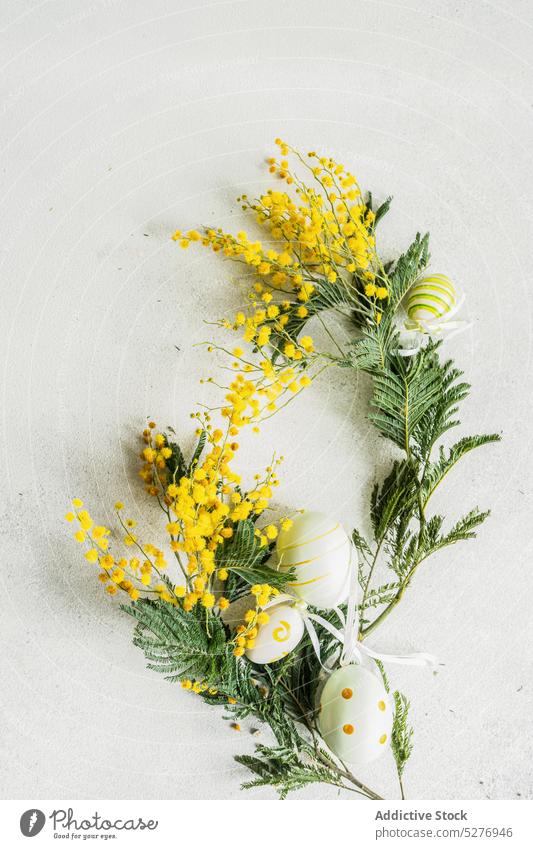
left=318, top=664, right=393, bottom=766
left=406, top=274, right=457, bottom=323
left=245, top=602, right=305, bottom=665
left=276, top=511, right=352, bottom=609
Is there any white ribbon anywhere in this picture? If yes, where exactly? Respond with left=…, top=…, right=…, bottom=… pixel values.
left=269, top=545, right=437, bottom=671
left=397, top=294, right=471, bottom=358
left=302, top=609, right=345, bottom=668
left=344, top=548, right=437, bottom=669
left=297, top=600, right=436, bottom=671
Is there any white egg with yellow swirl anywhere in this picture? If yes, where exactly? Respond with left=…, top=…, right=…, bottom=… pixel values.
left=245, top=602, right=305, bottom=665
left=406, top=274, right=457, bottom=323
left=276, top=511, right=352, bottom=609
left=318, top=664, right=393, bottom=766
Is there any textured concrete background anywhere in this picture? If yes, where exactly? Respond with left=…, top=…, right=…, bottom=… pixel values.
left=1, top=0, right=532, bottom=801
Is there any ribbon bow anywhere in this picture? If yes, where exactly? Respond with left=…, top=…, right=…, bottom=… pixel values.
left=270, top=546, right=436, bottom=671
left=398, top=294, right=471, bottom=358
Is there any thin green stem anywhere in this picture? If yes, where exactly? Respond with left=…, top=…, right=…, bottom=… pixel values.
left=358, top=536, right=385, bottom=638
left=362, top=550, right=431, bottom=638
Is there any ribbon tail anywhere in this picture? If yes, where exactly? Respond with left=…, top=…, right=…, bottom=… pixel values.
left=333, top=606, right=346, bottom=628
left=303, top=611, right=352, bottom=669
left=439, top=320, right=472, bottom=341
left=303, top=617, right=327, bottom=669
left=437, top=292, right=465, bottom=323
left=398, top=343, right=422, bottom=358
left=305, top=612, right=345, bottom=644
left=340, top=545, right=363, bottom=667
left=358, top=643, right=437, bottom=669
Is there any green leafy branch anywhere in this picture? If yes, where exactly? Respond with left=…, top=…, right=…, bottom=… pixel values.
left=391, top=692, right=414, bottom=800
left=353, top=334, right=500, bottom=640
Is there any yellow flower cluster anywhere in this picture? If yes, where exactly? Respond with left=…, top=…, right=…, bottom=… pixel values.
left=181, top=679, right=218, bottom=696
left=153, top=415, right=286, bottom=613
left=68, top=418, right=294, bottom=617
left=212, top=365, right=312, bottom=432
left=174, top=139, right=389, bottom=424
left=138, top=421, right=173, bottom=495
left=65, top=498, right=173, bottom=602
left=174, top=139, right=378, bottom=287
left=232, top=583, right=280, bottom=657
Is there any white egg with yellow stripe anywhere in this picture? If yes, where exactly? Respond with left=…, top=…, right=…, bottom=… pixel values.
left=245, top=601, right=305, bottom=665
left=276, top=511, right=352, bottom=609
left=406, top=273, right=457, bottom=324
left=318, top=664, right=393, bottom=766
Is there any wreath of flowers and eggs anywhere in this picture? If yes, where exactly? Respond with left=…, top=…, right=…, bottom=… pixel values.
left=66, top=140, right=499, bottom=800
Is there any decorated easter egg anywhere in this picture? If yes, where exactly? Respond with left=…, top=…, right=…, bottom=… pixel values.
left=245, top=602, right=305, bottom=665
left=276, top=511, right=352, bottom=609
left=406, top=274, right=457, bottom=323
left=318, top=664, right=393, bottom=766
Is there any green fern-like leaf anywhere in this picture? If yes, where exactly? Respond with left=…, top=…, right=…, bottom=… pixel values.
left=391, top=691, right=413, bottom=780
left=236, top=745, right=343, bottom=799
left=421, top=434, right=501, bottom=505
left=215, top=520, right=294, bottom=591
left=387, top=232, right=430, bottom=309
left=349, top=319, right=399, bottom=372
left=352, top=528, right=372, bottom=560
left=164, top=428, right=207, bottom=481
left=121, top=599, right=227, bottom=682
left=216, top=520, right=264, bottom=569
left=411, top=352, right=470, bottom=458
left=370, top=350, right=446, bottom=452
left=438, top=508, right=490, bottom=547
left=187, top=429, right=207, bottom=472
left=370, top=194, right=393, bottom=227
left=370, top=460, right=420, bottom=540
left=359, top=582, right=401, bottom=611
left=165, top=441, right=187, bottom=482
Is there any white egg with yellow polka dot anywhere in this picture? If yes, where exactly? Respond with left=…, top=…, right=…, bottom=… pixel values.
left=276, top=511, right=352, bottom=609
left=318, top=664, right=393, bottom=766
left=245, top=602, right=305, bottom=665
